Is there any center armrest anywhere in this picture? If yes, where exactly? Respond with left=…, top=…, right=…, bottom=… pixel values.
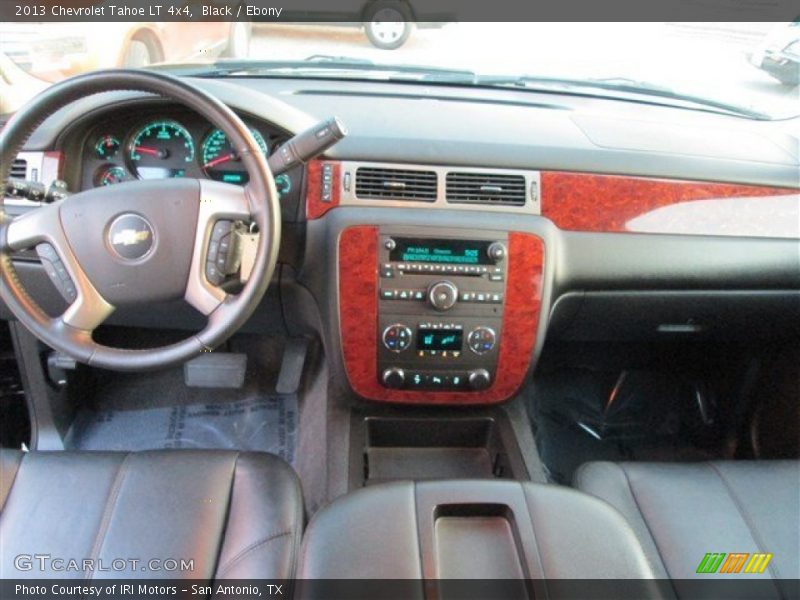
left=297, top=479, right=660, bottom=588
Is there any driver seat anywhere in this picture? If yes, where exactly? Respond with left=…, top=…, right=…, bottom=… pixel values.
left=0, top=449, right=303, bottom=579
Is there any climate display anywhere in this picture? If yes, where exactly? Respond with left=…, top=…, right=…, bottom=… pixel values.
left=417, top=328, right=463, bottom=351
left=390, top=238, right=491, bottom=265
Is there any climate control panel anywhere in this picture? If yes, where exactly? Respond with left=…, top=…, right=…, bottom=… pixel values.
left=377, top=230, right=507, bottom=391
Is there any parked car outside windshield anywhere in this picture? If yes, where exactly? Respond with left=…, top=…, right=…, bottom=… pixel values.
left=1, top=22, right=798, bottom=118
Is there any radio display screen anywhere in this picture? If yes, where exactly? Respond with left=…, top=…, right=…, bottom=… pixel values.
left=390, top=238, right=491, bottom=265
left=417, top=328, right=463, bottom=351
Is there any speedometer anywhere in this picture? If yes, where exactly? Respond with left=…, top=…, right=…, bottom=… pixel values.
left=128, top=120, right=195, bottom=180
left=200, top=127, right=268, bottom=184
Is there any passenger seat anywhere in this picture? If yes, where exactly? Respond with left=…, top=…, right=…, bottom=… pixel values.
left=575, top=460, right=799, bottom=595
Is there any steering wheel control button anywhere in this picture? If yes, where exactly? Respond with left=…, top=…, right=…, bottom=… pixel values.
left=382, top=367, right=406, bottom=389
left=206, top=220, right=234, bottom=286
left=428, top=280, right=459, bottom=311
left=36, top=243, right=77, bottom=303
left=107, top=213, right=155, bottom=261
left=468, top=326, right=497, bottom=355
left=382, top=324, right=412, bottom=352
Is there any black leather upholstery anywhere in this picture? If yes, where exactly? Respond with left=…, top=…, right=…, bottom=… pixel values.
left=575, top=460, right=800, bottom=596
left=298, top=480, right=658, bottom=580
left=0, top=449, right=303, bottom=580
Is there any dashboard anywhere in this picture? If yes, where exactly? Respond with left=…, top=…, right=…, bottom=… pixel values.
left=3, top=76, right=799, bottom=404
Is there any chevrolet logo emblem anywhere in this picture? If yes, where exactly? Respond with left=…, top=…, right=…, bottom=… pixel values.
left=111, top=229, right=151, bottom=246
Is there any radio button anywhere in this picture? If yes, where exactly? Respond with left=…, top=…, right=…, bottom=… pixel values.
left=468, top=327, right=497, bottom=355
left=488, top=242, right=507, bottom=263
left=428, top=280, right=459, bottom=311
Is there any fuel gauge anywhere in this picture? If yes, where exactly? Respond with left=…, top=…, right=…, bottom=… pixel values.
left=95, top=135, right=121, bottom=159
left=95, top=165, right=129, bottom=187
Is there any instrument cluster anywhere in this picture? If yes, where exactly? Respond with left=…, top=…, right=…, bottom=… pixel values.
left=80, top=109, right=293, bottom=197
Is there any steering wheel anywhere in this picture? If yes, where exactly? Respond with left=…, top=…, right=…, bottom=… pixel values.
left=0, top=70, right=280, bottom=371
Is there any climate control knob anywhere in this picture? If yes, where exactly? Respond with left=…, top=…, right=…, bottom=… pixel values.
left=467, top=326, right=497, bottom=355
left=382, top=367, right=406, bottom=389
left=428, top=280, right=459, bottom=311
left=382, top=324, right=412, bottom=352
left=468, top=369, right=492, bottom=391
left=487, top=241, right=507, bottom=263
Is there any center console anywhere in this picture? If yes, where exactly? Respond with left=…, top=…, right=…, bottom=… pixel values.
left=338, top=225, right=545, bottom=405
left=378, top=229, right=508, bottom=392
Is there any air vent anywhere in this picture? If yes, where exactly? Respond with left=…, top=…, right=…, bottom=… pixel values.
left=10, top=158, right=27, bottom=179
left=355, top=167, right=437, bottom=202
left=446, top=172, right=527, bottom=206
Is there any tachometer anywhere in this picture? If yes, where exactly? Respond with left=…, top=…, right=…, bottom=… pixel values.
left=200, top=127, right=268, bottom=184
left=128, top=119, right=195, bottom=180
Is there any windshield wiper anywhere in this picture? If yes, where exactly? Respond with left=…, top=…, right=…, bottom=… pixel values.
left=474, top=74, right=773, bottom=120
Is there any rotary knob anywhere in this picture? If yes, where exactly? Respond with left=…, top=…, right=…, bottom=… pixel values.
left=382, top=324, right=412, bottom=352
left=468, top=369, right=492, bottom=391
left=382, top=367, right=406, bottom=389
left=487, top=241, right=507, bottom=263
left=428, top=280, right=459, bottom=311
left=468, top=326, right=497, bottom=355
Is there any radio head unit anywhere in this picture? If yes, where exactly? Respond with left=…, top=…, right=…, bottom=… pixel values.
left=378, top=230, right=508, bottom=392
left=390, top=238, right=494, bottom=265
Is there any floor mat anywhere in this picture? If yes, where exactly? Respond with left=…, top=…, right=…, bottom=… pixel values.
left=529, top=367, right=724, bottom=484
left=65, top=395, right=297, bottom=465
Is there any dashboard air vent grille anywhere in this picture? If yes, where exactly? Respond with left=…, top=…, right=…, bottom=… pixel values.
left=355, top=167, right=437, bottom=202
left=10, top=158, right=27, bottom=179
left=446, top=172, right=526, bottom=206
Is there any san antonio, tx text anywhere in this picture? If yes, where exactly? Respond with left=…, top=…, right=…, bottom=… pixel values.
left=15, top=584, right=284, bottom=596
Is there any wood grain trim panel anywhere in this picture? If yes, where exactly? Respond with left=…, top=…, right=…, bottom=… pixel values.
left=540, top=171, right=799, bottom=236
left=338, top=226, right=544, bottom=405
left=305, top=160, right=340, bottom=220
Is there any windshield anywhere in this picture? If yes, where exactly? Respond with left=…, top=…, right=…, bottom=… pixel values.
left=1, top=21, right=798, bottom=119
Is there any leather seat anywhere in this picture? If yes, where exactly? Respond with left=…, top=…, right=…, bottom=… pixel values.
left=0, top=449, right=303, bottom=579
left=575, top=460, right=799, bottom=597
